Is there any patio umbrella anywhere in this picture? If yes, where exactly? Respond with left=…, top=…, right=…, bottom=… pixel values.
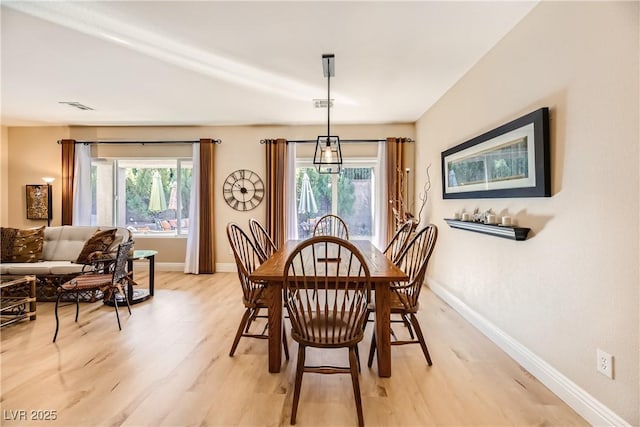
left=148, top=170, right=167, bottom=212
left=298, top=172, right=318, bottom=215
left=168, top=181, right=178, bottom=210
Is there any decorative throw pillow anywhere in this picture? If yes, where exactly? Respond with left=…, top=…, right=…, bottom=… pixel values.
left=10, top=226, right=45, bottom=263
left=1, top=227, right=18, bottom=262
left=75, top=229, right=117, bottom=264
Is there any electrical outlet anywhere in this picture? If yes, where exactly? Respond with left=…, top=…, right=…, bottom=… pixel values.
left=597, top=349, right=614, bottom=379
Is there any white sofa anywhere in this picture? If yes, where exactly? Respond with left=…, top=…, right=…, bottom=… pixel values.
left=1, top=226, right=132, bottom=301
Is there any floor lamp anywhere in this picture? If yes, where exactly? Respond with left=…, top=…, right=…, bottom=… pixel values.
left=42, top=177, right=54, bottom=226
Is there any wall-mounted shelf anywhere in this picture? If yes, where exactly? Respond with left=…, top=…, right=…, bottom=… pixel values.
left=444, top=219, right=530, bottom=241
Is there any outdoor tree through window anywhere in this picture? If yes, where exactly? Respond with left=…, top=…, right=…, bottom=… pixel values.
left=296, top=163, right=375, bottom=240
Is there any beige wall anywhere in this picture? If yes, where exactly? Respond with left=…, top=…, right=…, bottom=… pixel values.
left=415, top=2, right=638, bottom=424
left=1, top=126, right=9, bottom=226
left=4, top=123, right=413, bottom=264
left=6, top=126, right=70, bottom=229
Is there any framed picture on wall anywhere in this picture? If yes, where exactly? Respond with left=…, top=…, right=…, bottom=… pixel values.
left=441, top=107, right=550, bottom=199
left=26, top=184, right=49, bottom=220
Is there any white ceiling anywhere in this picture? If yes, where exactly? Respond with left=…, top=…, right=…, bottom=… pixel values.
left=1, top=1, right=537, bottom=127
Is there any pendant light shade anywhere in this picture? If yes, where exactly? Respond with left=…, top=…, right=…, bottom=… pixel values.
left=313, top=54, right=342, bottom=174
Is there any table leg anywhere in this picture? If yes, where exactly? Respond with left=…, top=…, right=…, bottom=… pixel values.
left=375, top=282, right=392, bottom=377
left=126, top=258, right=135, bottom=301
left=148, top=254, right=155, bottom=296
left=267, top=281, right=283, bottom=373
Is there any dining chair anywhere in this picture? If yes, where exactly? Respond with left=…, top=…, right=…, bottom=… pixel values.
left=226, top=223, right=289, bottom=359
left=383, top=220, right=415, bottom=264
left=53, top=240, right=135, bottom=343
left=362, top=219, right=416, bottom=337
left=248, top=218, right=277, bottom=262
left=366, top=224, right=438, bottom=367
left=313, top=214, right=349, bottom=239
left=284, top=236, right=370, bottom=427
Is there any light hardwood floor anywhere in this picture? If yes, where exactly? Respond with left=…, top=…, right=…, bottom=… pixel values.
left=1, top=272, right=587, bottom=426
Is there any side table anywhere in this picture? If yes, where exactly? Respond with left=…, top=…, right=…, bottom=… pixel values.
left=1, top=275, right=37, bottom=327
left=104, top=250, right=157, bottom=306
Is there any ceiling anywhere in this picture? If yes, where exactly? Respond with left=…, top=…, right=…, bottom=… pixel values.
left=1, top=1, right=537, bottom=127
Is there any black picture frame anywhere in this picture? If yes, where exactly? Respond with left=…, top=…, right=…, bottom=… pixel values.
left=441, top=107, right=550, bottom=199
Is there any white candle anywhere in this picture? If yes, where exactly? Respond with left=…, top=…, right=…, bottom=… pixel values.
left=501, top=216, right=512, bottom=226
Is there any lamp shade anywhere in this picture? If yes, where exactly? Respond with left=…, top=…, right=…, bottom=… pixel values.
left=313, top=136, right=342, bottom=174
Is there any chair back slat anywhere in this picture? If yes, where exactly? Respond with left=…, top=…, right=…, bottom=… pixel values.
left=393, top=224, right=438, bottom=309
left=249, top=218, right=277, bottom=262
left=112, top=240, right=134, bottom=284
left=227, top=223, right=264, bottom=303
left=383, top=220, right=415, bottom=263
left=313, top=214, right=349, bottom=239
left=284, top=236, right=369, bottom=346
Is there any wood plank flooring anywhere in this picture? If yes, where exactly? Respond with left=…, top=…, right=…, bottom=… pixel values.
left=0, top=272, right=587, bottom=426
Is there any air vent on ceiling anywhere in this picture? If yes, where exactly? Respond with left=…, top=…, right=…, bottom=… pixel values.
left=313, top=99, right=334, bottom=108
left=58, top=101, right=94, bottom=111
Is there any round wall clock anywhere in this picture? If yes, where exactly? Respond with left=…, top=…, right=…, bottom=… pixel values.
left=222, top=169, right=265, bottom=211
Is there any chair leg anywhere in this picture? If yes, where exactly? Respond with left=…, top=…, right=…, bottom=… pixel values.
left=291, top=344, right=306, bottom=425
left=354, top=344, right=361, bottom=372
left=349, top=346, right=365, bottom=427
left=409, top=313, right=432, bottom=366
left=367, top=332, right=377, bottom=368
left=53, top=293, right=63, bottom=343
left=113, top=291, right=122, bottom=331
left=229, top=308, right=252, bottom=357
left=75, top=292, right=80, bottom=322
left=402, top=314, right=415, bottom=339
left=245, top=307, right=259, bottom=333
left=117, top=284, right=132, bottom=315
left=282, top=328, right=290, bottom=361
left=362, top=308, right=372, bottom=332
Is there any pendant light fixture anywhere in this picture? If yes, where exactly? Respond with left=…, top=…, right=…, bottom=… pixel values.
left=313, top=53, right=342, bottom=174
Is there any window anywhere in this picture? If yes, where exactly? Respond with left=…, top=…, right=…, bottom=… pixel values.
left=91, top=158, right=192, bottom=236
left=296, top=160, right=377, bottom=240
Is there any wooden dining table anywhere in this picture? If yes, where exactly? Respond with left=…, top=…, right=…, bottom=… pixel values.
left=249, top=239, right=408, bottom=378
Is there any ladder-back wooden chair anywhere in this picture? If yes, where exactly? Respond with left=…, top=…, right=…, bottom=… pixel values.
left=284, top=236, right=370, bottom=427
left=313, top=214, right=349, bottom=239
left=53, top=240, right=135, bottom=343
left=248, top=218, right=277, bottom=262
left=226, top=223, right=289, bottom=359
left=367, top=224, right=438, bottom=367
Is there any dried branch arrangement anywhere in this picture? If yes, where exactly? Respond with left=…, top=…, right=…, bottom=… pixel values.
left=391, top=164, right=431, bottom=230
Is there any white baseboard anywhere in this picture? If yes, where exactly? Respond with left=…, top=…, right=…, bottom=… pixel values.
left=215, top=263, right=237, bottom=273
left=132, top=262, right=237, bottom=273
left=427, top=277, right=631, bottom=427
left=131, top=261, right=183, bottom=272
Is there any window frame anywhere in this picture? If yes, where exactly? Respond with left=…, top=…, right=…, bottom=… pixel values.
left=295, top=157, right=380, bottom=240
left=90, top=157, right=192, bottom=238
